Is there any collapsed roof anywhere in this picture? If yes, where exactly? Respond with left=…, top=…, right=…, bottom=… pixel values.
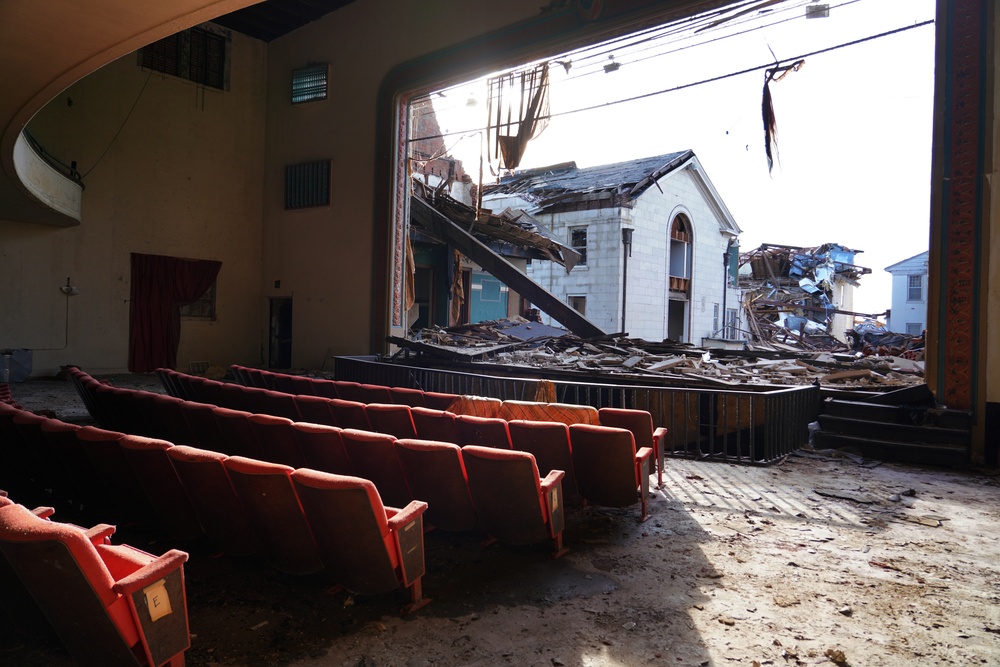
left=740, top=243, right=873, bottom=352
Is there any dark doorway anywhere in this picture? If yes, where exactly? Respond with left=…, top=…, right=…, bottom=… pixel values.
left=269, top=297, right=293, bottom=369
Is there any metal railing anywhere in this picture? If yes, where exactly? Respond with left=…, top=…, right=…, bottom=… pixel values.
left=333, top=356, right=819, bottom=465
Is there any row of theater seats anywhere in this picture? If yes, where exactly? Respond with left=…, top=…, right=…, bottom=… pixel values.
left=72, top=368, right=656, bottom=520
left=227, top=364, right=459, bottom=409
left=0, top=400, right=431, bottom=611
left=0, top=494, right=191, bottom=666
left=158, top=366, right=667, bottom=490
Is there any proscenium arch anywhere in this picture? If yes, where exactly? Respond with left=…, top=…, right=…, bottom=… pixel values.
left=371, top=0, right=752, bottom=352
left=372, top=0, right=993, bottom=464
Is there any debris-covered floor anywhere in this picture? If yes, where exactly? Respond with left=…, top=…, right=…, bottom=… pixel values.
left=3, top=376, right=999, bottom=666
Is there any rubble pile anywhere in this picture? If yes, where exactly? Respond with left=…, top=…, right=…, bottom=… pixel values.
left=393, top=317, right=925, bottom=390
left=739, top=243, right=871, bottom=352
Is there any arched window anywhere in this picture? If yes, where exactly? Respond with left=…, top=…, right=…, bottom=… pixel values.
left=668, top=214, right=692, bottom=292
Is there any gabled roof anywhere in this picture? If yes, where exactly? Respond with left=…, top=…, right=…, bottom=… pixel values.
left=484, top=150, right=740, bottom=235
left=486, top=151, right=692, bottom=207
left=884, top=250, right=929, bottom=273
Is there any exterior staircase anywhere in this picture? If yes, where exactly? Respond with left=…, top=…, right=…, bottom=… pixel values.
left=815, top=384, right=971, bottom=467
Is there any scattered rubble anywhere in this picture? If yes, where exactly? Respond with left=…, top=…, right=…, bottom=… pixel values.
left=392, top=316, right=925, bottom=390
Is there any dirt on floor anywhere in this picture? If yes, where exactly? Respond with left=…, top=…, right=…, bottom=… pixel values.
left=2, top=374, right=999, bottom=667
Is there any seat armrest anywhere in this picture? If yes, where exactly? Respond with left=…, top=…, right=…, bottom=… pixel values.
left=112, top=550, right=189, bottom=596
left=635, top=446, right=653, bottom=464
left=653, top=427, right=667, bottom=446
left=539, top=469, right=565, bottom=494
left=387, top=500, right=428, bottom=531
left=31, top=506, right=55, bottom=519
left=84, top=523, right=116, bottom=545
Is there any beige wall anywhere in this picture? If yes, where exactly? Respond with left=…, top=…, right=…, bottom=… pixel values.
left=0, top=25, right=266, bottom=375
left=262, top=0, right=541, bottom=369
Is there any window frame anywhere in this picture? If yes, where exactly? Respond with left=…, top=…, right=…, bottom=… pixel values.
left=907, top=274, right=923, bottom=302
left=569, top=227, right=588, bottom=266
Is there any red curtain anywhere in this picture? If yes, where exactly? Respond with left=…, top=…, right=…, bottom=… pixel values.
left=128, top=253, right=222, bottom=372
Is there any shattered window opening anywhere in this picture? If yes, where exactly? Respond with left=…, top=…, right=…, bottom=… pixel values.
left=570, top=227, right=588, bottom=266
left=568, top=295, right=586, bottom=315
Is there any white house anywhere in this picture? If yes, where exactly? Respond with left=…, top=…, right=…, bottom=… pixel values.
left=483, top=151, right=741, bottom=343
left=885, top=251, right=929, bottom=334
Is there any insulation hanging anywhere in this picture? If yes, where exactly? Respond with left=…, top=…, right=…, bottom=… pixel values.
left=761, top=59, right=805, bottom=174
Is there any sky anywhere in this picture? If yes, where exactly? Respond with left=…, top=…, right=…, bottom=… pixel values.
left=427, top=0, right=936, bottom=316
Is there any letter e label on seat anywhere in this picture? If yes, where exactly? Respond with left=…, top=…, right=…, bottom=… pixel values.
left=144, top=578, right=173, bottom=622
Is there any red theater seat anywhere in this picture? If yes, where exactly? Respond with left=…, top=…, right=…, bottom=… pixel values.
left=339, top=429, right=411, bottom=509
left=365, top=403, right=418, bottom=439
left=456, top=414, right=512, bottom=449
left=507, top=420, right=579, bottom=503
left=461, top=445, right=567, bottom=558
left=291, top=422, right=353, bottom=475
left=569, top=424, right=653, bottom=522
left=291, top=469, right=430, bottom=613
left=394, top=438, right=477, bottom=533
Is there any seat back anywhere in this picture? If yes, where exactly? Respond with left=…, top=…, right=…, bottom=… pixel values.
left=328, top=399, right=371, bottom=430
left=569, top=424, right=642, bottom=509
left=365, top=403, right=418, bottom=439
left=240, top=386, right=272, bottom=416
left=339, top=429, right=411, bottom=509
left=410, top=407, right=460, bottom=444
left=290, top=469, right=400, bottom=595
left=290, top=423, right=353, bottom=475
left=39, top=418, right=91, bottom=505
left=507, top=420, right=578, bottom=502
left=447, top=395, right=502, bottom=418
left=130, top=390, right=168, bottom=438
left=394, top=439, right=477, bottom=532
left=264, top=390, right=301, bottom=421
left=166, top=446, right=258, bottom=556
left=179, top=400, right=226, bottom=450
left=76, top=426, right=154, bottom=521
left=461, top=445, right=549, bottom=545
left=293, top=394, right=337, bottom=427
left=118, top=435, right=202, bottom=540
left=288, top=375, right=317, bottom=396
left=456, top=414, right=512, bottom=449
left=223, top=456, right=323, bottom=575
left=310, top=379, right=340, bottom=399
left=498, top=400, right=600, bottom=426
left=153, top=394, right=197, bottom=445
left=212, top=407, right=264, bottom=459
left=388, top=386, right=426, bottom=407
left=331, top=381, right=364, bottom=403
left=247, top=413, right=306, bottom=468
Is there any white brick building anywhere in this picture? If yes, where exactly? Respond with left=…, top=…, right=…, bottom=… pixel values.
left=483, top=151, right=741, bottom=343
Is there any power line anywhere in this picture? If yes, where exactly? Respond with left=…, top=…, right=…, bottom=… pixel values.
left=411, top=18, right=934, bottom=144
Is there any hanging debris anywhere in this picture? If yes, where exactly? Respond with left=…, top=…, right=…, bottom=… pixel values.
left=761, top=59, right=805, bottom=173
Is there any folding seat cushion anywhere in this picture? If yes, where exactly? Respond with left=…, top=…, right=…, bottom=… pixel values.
left=461, top=445, right=567, bottom=557
left=239, top=386, right=273, bottom=416
left=264, top=389, right=302, bottom=421
left=294, top=395, right=337, bottom=427
left=223, top=456, right=323, bottom=575
left=423, top=391, right=461, bottom=411
left=365, top=403, right=418, bottom=439
left=339, top=429, right=411, bottom=509
left=153, top=394, right=197, bottom=445
left=447, top=395, right=502, bottom=418
left=394, top=439, right=477, bottom=532
left=290, top=469, right=430, bottom=612
left=247, top=413, right=306, bottom=468
left=179, top=401, right=227, bottom=451
left=166, top=446, right=258, bottom=557
left=0, top=502, right=191, bottom=667
left=598, top=407, right=667, bottom=488
left=388, top=386, right=426, bottom=408
left=76, top=426, right=155, bottom=522
left=118, top=436, right=202, bottom=540
left=568, top=424, right=653, bottom=522
left=291, top=423, right=353, bottom=475
left=456, top=414, right=513, bottom=449
left=310, top=379, right=340, bottom=399
left=211, top=407, right=265, bottom=459
left=507, top=420, right=579, bottom=503
left=328, top=399, right=372, bottom=431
